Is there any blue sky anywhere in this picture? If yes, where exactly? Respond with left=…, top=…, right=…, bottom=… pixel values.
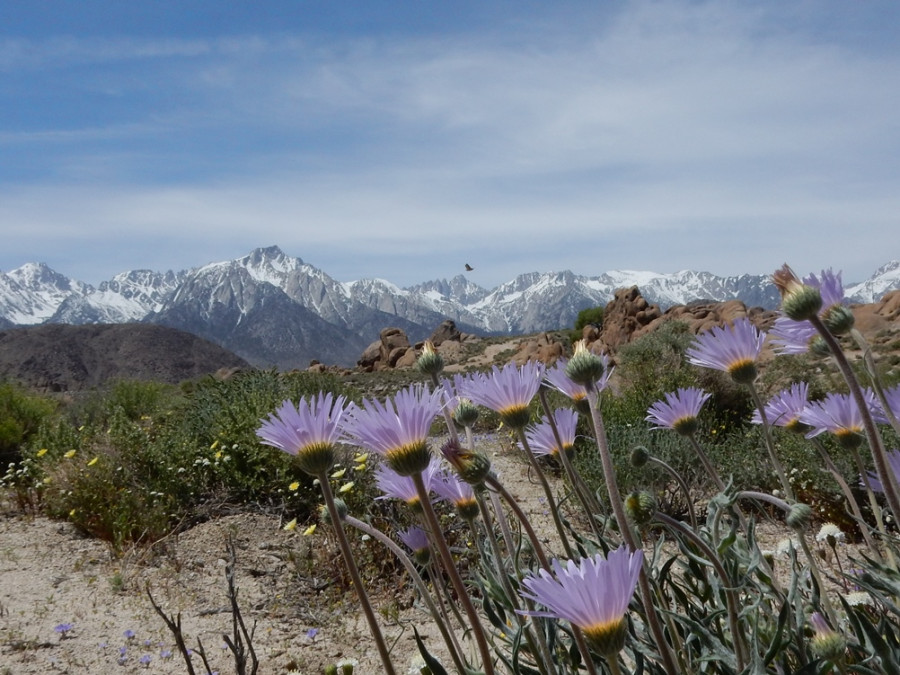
left=2, top=1, right=899, bottom=289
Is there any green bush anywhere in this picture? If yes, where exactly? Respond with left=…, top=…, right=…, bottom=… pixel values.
left=0, top=382, right=56, bottom=466
left=13, top=370, right=358, bottom=550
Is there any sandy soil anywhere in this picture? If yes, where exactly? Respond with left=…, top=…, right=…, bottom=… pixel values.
left=0, top=434, right=567, bottom=674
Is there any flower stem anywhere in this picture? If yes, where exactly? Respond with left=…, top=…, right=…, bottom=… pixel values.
left=810, top=315, right=900, bottom=535
left=413, top=472, right=496, bottom=675
left=317, top=473, right=397, bottom=675
left=516, top=428, right=574, bottom=558
left=343, top=515, right=469, bottom=675
left=584, top=389, right=679, bottom=675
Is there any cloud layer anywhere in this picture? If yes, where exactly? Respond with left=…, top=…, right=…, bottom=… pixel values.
left=2, top=1, right=899, bottom=287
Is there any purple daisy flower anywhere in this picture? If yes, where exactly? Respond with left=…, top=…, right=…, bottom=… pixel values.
left=521, top=408, right=579, bottom=457
left=769, top=316, right=820, bottom=355
left=645, top=387, right=711, bottom=436
left=257, top=393, right=347, bottom=476
left=374, top=460, right=440, bottom=509
left=342, top=385, right=443, bottom=476
left=432, top=469, right=479, bottom=519
left=751, top=382, right=810, bottom=432
left=545, top=357, right=612, bottom=406
left=398, top=525, right=430, bottom=553
left=867, top=450, right=900, bottom=493
left=685, top=318, right=766, bottom=384
left=459, top=361, right=544, bottom=429
left=519, top=546, right=643, bottom=657
left=799, top=391, right=887, bottom=448
left=882, top=384, right=900, bottom=421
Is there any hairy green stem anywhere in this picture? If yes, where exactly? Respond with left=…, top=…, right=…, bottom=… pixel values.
left=747, top=382, right=795, bottom=501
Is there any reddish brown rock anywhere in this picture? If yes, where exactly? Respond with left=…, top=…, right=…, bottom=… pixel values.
left=513, top=332, right=565, bottom=365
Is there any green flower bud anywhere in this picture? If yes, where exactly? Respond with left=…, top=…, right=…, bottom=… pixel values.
left=786, top=503, right=812, bottom=531
left=565, top=340, right=606, bottom=388
left=773, top=265, right=823, bottom=321
left=822, top=304, right=854, bottom=336
left=319, top=498, right=348, bottom=524
left=630, top=446, right=650, bottom=468
left=453, top=398, right=480, bottom=428
left=440, top=439, right=492, bottom=486
left=416, top=341, right=444, bottom=376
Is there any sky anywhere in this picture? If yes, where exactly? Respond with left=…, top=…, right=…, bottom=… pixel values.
left=2, top=0, right=899, bottom=290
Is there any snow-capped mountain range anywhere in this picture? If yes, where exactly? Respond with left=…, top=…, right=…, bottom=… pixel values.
left=1, top=247, right=898, bottom=368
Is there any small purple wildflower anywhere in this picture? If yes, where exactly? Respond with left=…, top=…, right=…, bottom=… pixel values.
left=432, top=469, right=479, bottom=519
left=54, top=622, right=74, bottom=638
left=867, top=450, right=900, bottom=493
left=123, top=629, right=135, bottom=640
left=800, top=391, right=888, bottom=447
left=645, top=387, right=711, bottom=436
left=686, top=318, right=766, bottom=384
left=160, top=649, right=173, bottom=660
left=306, top=627, right=319, bottom=640
left=519, top=546, right=643, bottom=657
left=521, top=408, right=579, bottom=457
left=139, top=654, right=152, bottom=667
left=342, top=385, right=443, bottom=476
left=374, top=459, right=439, bottom=508
left=398, top=526, right=430, bottom=554
left=459, top=361, right=544, bottom=429
left=751, top=382, right=810, bottom=431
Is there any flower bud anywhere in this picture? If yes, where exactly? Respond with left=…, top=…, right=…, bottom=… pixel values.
left=809, top=612, right=846, bottom=662
left=416, top=341, right=444, bottom=377
left=822, top=305, right=854, bottom=336
left=630, top=446, right=650, bottom=468
left=565, top=340, right=606, bottom=388
left=440, top=439, right=492, bottom=485
left=772, top=264, right=823, bottom=321
left=453, top=398, right=480, bottom=428
left=786, top=503, right=812, bottom=531
left=319, top=498, right=348, bottom=524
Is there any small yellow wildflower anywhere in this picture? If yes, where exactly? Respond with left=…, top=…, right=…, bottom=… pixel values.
left=87, top=457, right=99, bottom=467
left=210, top=439, right=220, bottom=450
left=339, top=481, right=355, bottom=494
left=63, top=449, right=76, bottom=459
left=43, top=477, right=52, bottom=484
left=288, top=481, right=300, bottom=492
left=36, top=448, right=48, bottom=458
left=356, top=463, right=367, bottom=472
left=303, top=524, right=317, bottom=536
left=77, top=425, right=85, bottom=432
left=214, top=450, right=223, bottom=460
left=353, top=453, right=368, bottom=463
left=69, top=509, right=76, bottom=518
left=331, top=468, right=347, bottom=479
left=283, top=518, right=298, bottom=531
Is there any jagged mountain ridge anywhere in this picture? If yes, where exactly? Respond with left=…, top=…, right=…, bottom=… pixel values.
left=2, top=246, right=898, bottom=367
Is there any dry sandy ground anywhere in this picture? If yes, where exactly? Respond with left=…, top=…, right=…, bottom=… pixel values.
left=0, top=432, right=865, bottom=675
left=0, top=435, right=569, bottom=675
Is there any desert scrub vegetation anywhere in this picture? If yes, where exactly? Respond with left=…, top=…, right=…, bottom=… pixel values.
left=1, top=370, right=361, bottom=551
